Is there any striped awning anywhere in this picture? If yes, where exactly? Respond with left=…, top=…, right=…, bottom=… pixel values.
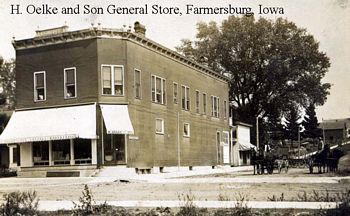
left=0, top=104, right=97, bottom=144
left=100, top=105, right=134, bottom=134
left=238, top=142, right=256, bottom=151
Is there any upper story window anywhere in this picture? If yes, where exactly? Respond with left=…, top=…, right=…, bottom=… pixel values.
left=151, top=75, right=166, bottom=104
left=211, top=96, right=220, bottom=118
left=181, top=85, right=190, bottom=111
left=195, top=90, right=200, bottom=113
left=224, top=100, right=227, bottom=119
left=64, top=67, right=76, bottom=99
left=102, top=65, right=124, bottom=96
left=203, top=93, right=207, bottom=114
left=134, top=69, right=141, bottom=99
left=173, top=82, right=178, bottom=104
left=34, top=71, right=46, bottom=102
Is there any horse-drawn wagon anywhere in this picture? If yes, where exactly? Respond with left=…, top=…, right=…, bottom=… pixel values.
left=251, top=147, right=289, bottom=175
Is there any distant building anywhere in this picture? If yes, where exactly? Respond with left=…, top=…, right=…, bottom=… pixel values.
left=0, top=23, right=230, bottom=177
left=319, top=118, right=350, bottom=145
left=230, top=120, right=256, bottom=166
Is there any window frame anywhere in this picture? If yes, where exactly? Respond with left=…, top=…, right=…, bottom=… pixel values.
left=202, top=92, right=207, bottom=114
left=173, top=82, right=178, bottom=104
left=63, top=67, right=77, bottom=99
left=195, top=90, right=200, bottom=113
left=33, top=71, right=46, bottom=102
left=211, top=95, right=220, bottom=118
left=151, top=74, right=166, bottom=105
left=181, top=85, right=190, bottom=111
left=155, top=118, right=165, bottom=135
left=224, top=100, right=227, bottom=119
left=134, top=68, right=142, bottom=99
left=101, top=64, right=125, bottom=96
left=183, top=122, right=190, bottom=137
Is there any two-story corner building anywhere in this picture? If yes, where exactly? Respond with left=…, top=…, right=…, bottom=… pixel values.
left=0, top=22, right=230, bottom=177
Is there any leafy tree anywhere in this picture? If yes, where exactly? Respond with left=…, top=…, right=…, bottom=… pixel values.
left=284, top=106, right=301, bottom=146
left=176, top=16, right=331, bottom=144
left=0, top=56, right=16, bottom=109
left=302, top=104, right=321, bottom=139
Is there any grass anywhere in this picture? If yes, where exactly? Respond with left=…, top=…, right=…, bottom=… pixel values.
left=2, top=186, right=349, bottom=216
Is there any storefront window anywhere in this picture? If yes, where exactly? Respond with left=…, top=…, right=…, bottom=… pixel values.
left=32, top=141, right=49, bottom=166
left=74, top=139, right=92, bottom=164
left=52, top=140, right=70, bottom=165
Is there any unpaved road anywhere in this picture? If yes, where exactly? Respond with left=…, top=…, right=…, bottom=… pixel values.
left=0, top=168, right=349, bottom=202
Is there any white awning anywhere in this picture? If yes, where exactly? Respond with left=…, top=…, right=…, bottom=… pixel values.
left=238, top=142, right=256, bottom=151
left=0, top=104, right=97, bottom=144
left=100, top=105, right=134, bottom=134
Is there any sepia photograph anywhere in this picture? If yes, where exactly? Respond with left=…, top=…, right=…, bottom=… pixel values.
left=0, top=0, right=349, bottom=215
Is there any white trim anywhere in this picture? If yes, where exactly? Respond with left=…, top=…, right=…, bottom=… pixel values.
left=211, top=95, right=220, bottom=118
left=33, top=71, right=46, bottom=102
left=195, top=90, right=200, bottom=113
left=181, top=85, right=190, bottom=111
left=202, top=92, right=207, bottom=115
left=151, top=74, right=166, bottom=105
left=134, top=68, right=142, bottom=99
left=101, top=64, right=125, bottom=96
left=224, top=100, right=227, bottom=119
left=222, top=131, right=230, bottom=164
left=64, top=67, right=77, bottom=99
left=155, top=118, right=165, bottom=135
left=173, top=82, right=178, bottom=104
left=183, top=122, right=190, bottom=137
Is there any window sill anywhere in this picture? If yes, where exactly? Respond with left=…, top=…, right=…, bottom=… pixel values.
left=34, top=100, right=46, bottom=103
left=156, top=132, right=164, bottom=135
left=64, top=96, right=77, bottom=100
left=102, top=94, right=125, bottom=97
left=152, top=101, right=166, bottom=106
left=183, top=135, right=190, bottom=138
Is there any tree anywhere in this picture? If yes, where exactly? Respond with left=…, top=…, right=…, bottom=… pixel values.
left=284, top=106, right=301, bottom=146
left=0, top=56, right=16, bottom=109
left=302, top=104, right=321, bottom=139
left=176, top=16, right=331, bottom=144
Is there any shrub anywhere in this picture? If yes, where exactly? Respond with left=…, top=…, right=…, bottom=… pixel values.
left=72, top=184, right=95, bottom=215
left=0, top=191, right=39, bottom=216
left=176, top=192, right=208, bottom=216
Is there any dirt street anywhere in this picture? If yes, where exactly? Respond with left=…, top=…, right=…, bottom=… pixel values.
left=0, top=168, right=349, bottom=202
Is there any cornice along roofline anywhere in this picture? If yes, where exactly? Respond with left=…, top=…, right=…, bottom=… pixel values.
left=12, top=27, right=229, bottom=82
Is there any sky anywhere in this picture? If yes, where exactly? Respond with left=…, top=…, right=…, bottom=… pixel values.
left=0, top=0, right=349, bottom=121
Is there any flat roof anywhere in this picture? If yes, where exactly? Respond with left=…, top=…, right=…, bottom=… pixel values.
left=12, top=26, right=228, bottom=82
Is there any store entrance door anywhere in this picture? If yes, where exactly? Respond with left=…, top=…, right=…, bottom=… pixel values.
left=104, top=134, right=126, bottom=165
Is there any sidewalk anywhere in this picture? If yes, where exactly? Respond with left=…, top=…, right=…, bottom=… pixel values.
left=89, top=165, right=350, bottom=184
left=90, top=165, right=253, bottom=184
left=38, top=200, right=338, bottom=211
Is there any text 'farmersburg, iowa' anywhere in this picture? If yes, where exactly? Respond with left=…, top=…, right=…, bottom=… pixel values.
left=10, top=4, right=285, bottom=16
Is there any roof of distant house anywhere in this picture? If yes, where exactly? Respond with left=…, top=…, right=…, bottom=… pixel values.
left=319, top=118, right=350, bottom=130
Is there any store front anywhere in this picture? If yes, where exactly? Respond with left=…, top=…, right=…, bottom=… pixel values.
left=0, top=104, right=98, bottom=177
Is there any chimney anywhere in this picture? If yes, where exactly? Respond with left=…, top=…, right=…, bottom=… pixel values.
left=134, top=21, right=146, bottom=36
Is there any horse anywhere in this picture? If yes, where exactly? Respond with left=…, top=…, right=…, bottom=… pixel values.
left=275, top=159, right=289, bottom=173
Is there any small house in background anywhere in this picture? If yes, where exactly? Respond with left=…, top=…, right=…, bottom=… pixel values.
left=319, top=118, right=350, bottom=145
left=230, top=120, right=256, bottom=166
